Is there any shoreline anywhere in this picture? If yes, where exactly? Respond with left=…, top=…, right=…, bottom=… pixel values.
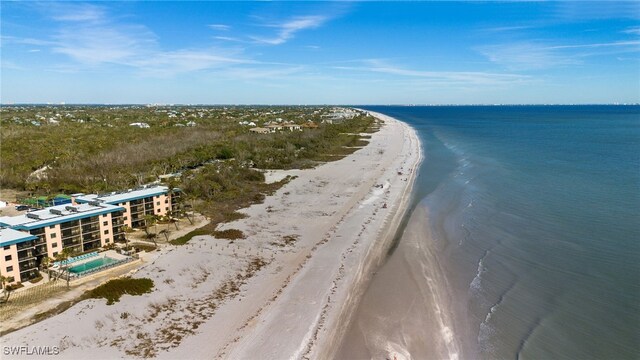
left=312, top=111, right=423, bottom=358
left=0, top=111, right=423, bottom=359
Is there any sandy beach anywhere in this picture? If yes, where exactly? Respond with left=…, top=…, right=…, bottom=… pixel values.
left=0, top=111, right=422, bottom=359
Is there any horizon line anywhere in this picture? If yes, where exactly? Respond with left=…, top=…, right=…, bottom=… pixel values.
left=1, top=103, right=639, bottom=107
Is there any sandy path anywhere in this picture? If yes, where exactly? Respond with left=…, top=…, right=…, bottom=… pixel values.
left=0, top=112, right=421, bottom=360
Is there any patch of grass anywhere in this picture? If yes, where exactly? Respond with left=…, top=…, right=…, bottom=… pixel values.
left=169, top=228, right=210, bottom=245
left=212, top=229, right=245, bottom=240
left=222, top=211, right=247, bottom=223
left=85, top=277, right=154, bottom=305
left=130, top=243, right=157, bottom=252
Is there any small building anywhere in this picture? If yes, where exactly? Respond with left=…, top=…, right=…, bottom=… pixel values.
left=265, top=124, right=283, bottom=131
left=303, top=121, right=319, bottom=129
left=129, top=122, right=150, bottom=128
left=249, top=127, right=271, bottom=134
left=282, top=124, right=302, bottom=131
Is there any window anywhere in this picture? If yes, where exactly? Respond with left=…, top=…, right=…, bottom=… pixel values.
left=103, top=214, right=107, bottom=218
left=103, top=221, right=108, bottom=226
left=165, top=199, right=169, bottom=204
left=165, top=207, right=169, bottom=211
left=156, top=202, right=160, bottom=206
left=53, top=252, right=58, bottom=257
left=124, top=216, right=128, bottom=220
left=5, top=255, right=12, bottom=261
left=50, top=233, right=57, bottom=239
left=52, top=243, right=58, bottom=248
left=105, top=238, right=110, bottom=243
left=3, top=245, right=10, bottom=250
left=104, top=230, right=109, bottom=235
left=49, top=225, right=55, bottom=229
left=6, top=266, right=13, bottom=272
left=157, top=209, right=161, bottom=213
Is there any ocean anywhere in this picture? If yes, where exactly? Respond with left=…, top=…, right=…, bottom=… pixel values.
left=339, top=106, right=640, bottom=360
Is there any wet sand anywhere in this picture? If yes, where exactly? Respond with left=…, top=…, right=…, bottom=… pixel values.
left=337, top=205, right=464, bottom=360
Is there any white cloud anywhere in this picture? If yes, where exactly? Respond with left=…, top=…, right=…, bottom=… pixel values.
left=479, top=40, right=640, bottom=70
left=209, top=24, right=231, bottom=31
left=623, top=27, right=640, bottom=35
left=14, top=3, right=251, bottom=76
left=334, top=60, right=531, bottom=86
left=251, top=15, right=328, bottom=45
left=52, top=24, right=157, bottom=65
left=47, top=3, right=107, bottom=23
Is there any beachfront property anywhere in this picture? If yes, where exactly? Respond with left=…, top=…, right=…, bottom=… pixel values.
left=0, top=203, right=125, bottom=284
left=73, top=184, right=180, bottom=229
left=0, top=185, right=180, bottom=285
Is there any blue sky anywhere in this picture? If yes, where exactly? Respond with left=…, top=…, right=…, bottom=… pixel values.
left=1, top=1, right=639, bottom=104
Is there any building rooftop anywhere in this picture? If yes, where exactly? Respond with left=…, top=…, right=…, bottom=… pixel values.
left=0, top=228, right=38, bottom=247
left=0, top=203, right=124, bottom=230
left=74, top=184, right=174, bottom=205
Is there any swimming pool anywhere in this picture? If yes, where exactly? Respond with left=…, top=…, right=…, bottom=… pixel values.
left=68, top=257, right=119, bottom=274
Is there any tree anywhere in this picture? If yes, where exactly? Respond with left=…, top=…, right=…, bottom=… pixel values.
left=122, top=225, right=132, bottom=249
left=40, top=257, right=53, bottom=282
left=55, top=248, right=77, bottom=288
left=0, top=274, right=15, bottom=303
left=143, top=214, right=158, bottom=247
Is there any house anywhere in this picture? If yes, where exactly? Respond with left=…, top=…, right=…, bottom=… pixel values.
left=129, top=122, right=150, bottom=128
left=282, top=124, right=302, bottom=131
left=249, top=127, right=271, bottom=134
left=265, top=124, right=283, bottom=131
left=303, top=121, right=319, bottom=129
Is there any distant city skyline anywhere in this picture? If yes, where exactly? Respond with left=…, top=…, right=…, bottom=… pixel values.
left=2, top=1, right=639, bottom=104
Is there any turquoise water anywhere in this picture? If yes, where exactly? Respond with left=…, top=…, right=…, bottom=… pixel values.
left=343, top=106, right=640, bottom=359
left=68, top=257, right=118, bottom=274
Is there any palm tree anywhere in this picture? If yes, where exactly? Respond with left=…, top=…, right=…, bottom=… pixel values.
left=122, top=225, right=132, bottom=249
left=55, top=248, right=76, bottom=288
left=40, top=256, right=53, bottom=282
left=143, top=214, right=158, bottom=247
left=0, top=274, right=15, bottom=303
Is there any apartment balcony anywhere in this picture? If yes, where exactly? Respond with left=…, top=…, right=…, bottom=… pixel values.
left=19, top=260, right=37, bottom=270
left=81, top=225, right=101, bottom=233
left=62, top=239, right=81, bottom=248
left=60, top=221, right=80, bottom=230
left=16, top=241, right=35, bottom=251
left=61, top=229, right=81, bottom=237
left=82, top=233, right=100, bottom=242
left=34, top=244, right=48, bottom=255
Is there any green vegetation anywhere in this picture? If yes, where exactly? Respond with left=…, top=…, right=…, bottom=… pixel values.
left=1, top=105, right=378, bottom=234
left=1, top=106, right=375, bottom=193
left=130, top=243, right=157, bottom=252
left=85, top=277, right=154, bottom=305
left=212, top=229, right=245, bottom=240
left=169, top=228, right=210, bottom=245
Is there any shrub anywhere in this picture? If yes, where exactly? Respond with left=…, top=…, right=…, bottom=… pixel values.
left=169, top=228, right=209, bottom=245
left=212, top=229, right=245, bottom=240
left=86, top=277, right=154, bottom=305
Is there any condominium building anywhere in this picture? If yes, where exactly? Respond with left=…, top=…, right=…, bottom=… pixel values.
left=0, top=203, right=125, bottom=284
left=73, top=184, right=180, bottom=229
